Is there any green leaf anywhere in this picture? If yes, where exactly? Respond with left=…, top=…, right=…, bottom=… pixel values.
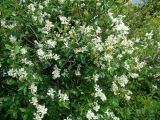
left=5, top=44, right=11, bottom=50
left=5, top=79, right=16, bottom=85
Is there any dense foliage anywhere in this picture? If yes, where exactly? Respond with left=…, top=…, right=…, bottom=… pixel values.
left=0, top=0, right=159, bottom=120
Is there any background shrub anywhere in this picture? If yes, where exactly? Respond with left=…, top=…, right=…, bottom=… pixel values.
left=0, top=0, right=159, bottom=120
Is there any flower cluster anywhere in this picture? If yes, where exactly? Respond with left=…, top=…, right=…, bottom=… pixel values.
left=29, top=84, right=48, bottom=120
left=7, top=68, right=27, bottom=80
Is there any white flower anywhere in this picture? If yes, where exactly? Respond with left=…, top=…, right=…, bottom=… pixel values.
left=45, top=20, right=54, bottom=30
left=59, top=16, right=69, bottom=25
left=125, top=94, right=131, bottom=101
left=136, top=61, right=146, bottom=70
left=104, top=54, right=113, bottom=62
left=43, top=0, right=50, bottom=6
left=74, top=47, right=87, bottom=54
left=152, top=85, right=158, bottom=89
left=124, top=61, right=130, bottom=70
left=93, top=74, right=99, bottom=82
left=20, top=48, right=27, bottom=54
left=52, top=65, right=61, bottom=79
left=117, top=54, right=123, bottom=59
left=8, top=68, right=17, bottom=78
left=94, top=84, right=107, bottom=101
left=30, top=97, right=38, bottom=106
left=21, top=58, right=33, bottom=66
left=46, top=39, right=57, bottom=48
left=58, top=90, right=69, bottom=102
left=64, top=115, right=72, bottom=120
left=18, top=68, right=27, bottom=80
left=8, top=68, right=27, bottom=80
left=92, top=37, right=104, bottom=52
left=28, top=3, right=36, bottom=12
left=96, top=2, right=101, bottom=6
left=44, top=50, right=53, bottom=59
left=29, top=84, right=37, bottom=94
left=36, top=104, right=48, bottom=118
left=34, top=113, right=42, bottom=120
left=75, top=70, right=81, bottom=76
left=146, top=31, right=153, bottom=39
left=38, top=4, right=44, bottom=10
left=75, top=65, right=81, bottom=76
left=61, top=69, right=68, bottom=77
left=9, top=35, right=16, bottom=42
left=121, top=39, right=133, bottom=48
left=47, top=88, right=55, bottom=98
left=53, top=54, right=60, bottom=61
left=96, top=27, right=101, bottom=34
left=112, top=82, right=119, bottom=95
left=100, top=92, right=107, bottom=101
left=58, top=0, right=65, bottom=4
left=124, top=90, right=132, bottom=101
left=105, top=109, right=120, bottom=120
left=86, top=109, right=98, bottom=120
left=93, top=102, right=100, bottom=112
left=1, top=19, right=6, bottom=27
left=114, top=21, right=129, bottom=35
left=32, top=15, right=37, bottom=21
left=117, top=75, right=128, bottom=87
left=40, top=20, right=54, bottom=34
left=37, top=49, right=45, bottom=57
left=129, top=73, right=139, bottom=79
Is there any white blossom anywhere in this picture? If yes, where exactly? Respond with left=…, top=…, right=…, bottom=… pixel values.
left=125, top=94, right=131, bottom=101
left=34, top=113, right=42, bottom=120
left=18, top=68, right=27, bottom=80
left=129, top=73, right=139, bottom=79
left=93, top=102, right=100, bottom=112
left=46, top=39, right=57, bottom=48
left=64, top=115, right=72, bottom=120
left=58, top=90, right=69, bottom=102
left=52, top=65, right=61, bottom=79
left=47, top=88, right=55, bottom=99
left=86, top=109, right=98, bottom=120
left=8, top=68, right=27, bottom=80
left=45, top=20, right=54, bottom=30
left=59, top=16, right=69, bottom=25
left=117, top=75, right=128, bottom=87
left=58, top=0, right=65, bottom=4
left=21, top=58, right=33, bottom=66
left=105, top=109, right=120, bottom=120
left=9, top=35, right=16, bottom=42
left=136, top=61, right=146, bottom=70
left=146, top=31, right=153, bottom=39
left=37, top=49, right=45, bottom=57
left=30, top=97, right=38, bottom=106
left=8, top=68, right=17, bottom=78
left=112, top=82, right=119, bottom=95
left=94, top=84, right=107, bottom=101
left=28, top=3, right=36, bottom=12
left=53, top=54, right=60, bottom=61
left=20, top=48, right=27, bottom=54
left=29, top=84, right=37, bottom=94
left=104, top=53, right=113, bottom=62
left=115, top=22, right=129, bottom=35
left=93, top=74, right=99, bottom=82
left=37, top=104, right=47, bottom=115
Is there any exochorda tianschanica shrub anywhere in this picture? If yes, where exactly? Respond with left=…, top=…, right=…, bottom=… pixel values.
left=0, top=0, right=160, bottom=120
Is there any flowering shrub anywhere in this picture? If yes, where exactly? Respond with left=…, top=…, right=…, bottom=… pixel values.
left=0, top=0, right=160, bottom=120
